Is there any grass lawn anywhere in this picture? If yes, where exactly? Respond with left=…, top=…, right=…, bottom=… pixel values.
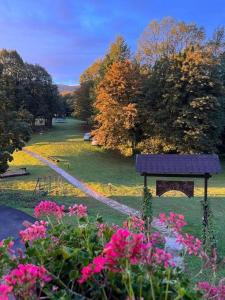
left=1, top=118, right=225, bottom=281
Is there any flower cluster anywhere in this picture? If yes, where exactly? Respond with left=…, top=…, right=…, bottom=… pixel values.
left=151, top=248, right=173, bottom=268
left=79, top=228, right=150, bottom=283
left=34, top=200, right=65, bottom=219
left=177, top=233, right=202, bottom=256
left=68, top=204, right=87, bottom=218
left=159, top=212, right=187, bottom=232
left=79, top=226, right=175, bottom=284
left=78, top=256, right=107, bottom=284
left=197, top=280, right=225, bottom=299
left=97, top=223, right=119, bottom=238
left=0, top=284, right=12, bottom=300
left=20, top=221, right=48, bottom=243
left=123, top=215, right=145, bottom=232
left=3, top=264, right=51, bottom=297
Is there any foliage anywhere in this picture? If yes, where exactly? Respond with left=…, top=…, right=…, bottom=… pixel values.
left=0, top=68, right=31, bottom=173
left=2, top=200, right=222, bottom=299
left=92, top=60, right=143, bottom=155
left=0, top=49, right=61, bottom=173
left=72, top=36, right=131, bottom=124
left=137, top=17, right=205, bottom=65
left=140, top=46, right=225, bottom=153
left=142, top=186, right=153, bottom=225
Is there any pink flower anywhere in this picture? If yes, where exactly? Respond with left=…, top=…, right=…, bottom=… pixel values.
left=152, top=248, right=173, bottom=268
left=159, top=212, right=187, bottom=233
left=78, top=256, right=106, bottom=284
left=34, top=201, right=65, bottom=219
left=68, top=204, right=87, bottom=218
left=149, top=232, right=165, bottom=246
left=20, top=221, right=48, bottom=243
left=123, top=216, right=145, bottom=232
left=196, top=281, right=225, bottom=299
left=177, top=234, right=202, bottom=256
left=79, top=228, right=151, bottom=284
left=0, top=284, right=12, bottom=300
left=4, top=264, right=51, bottom=297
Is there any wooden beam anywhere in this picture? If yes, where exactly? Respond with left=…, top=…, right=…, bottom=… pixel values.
left=141, top=173, right=212, bottom=179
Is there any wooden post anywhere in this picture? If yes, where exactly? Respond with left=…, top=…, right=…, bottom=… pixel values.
left=144, top=174, right=147, bottom=188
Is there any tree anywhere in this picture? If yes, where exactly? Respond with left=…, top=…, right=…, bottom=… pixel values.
left=137, top=17, right=205, bottom=65
left=0, top=70, right=30, bottom=173
left=100, top=36, right=131, bottom=78
left=73, top=37, right=131, bottom=124
left=139, top=46, right=225, bottom=153
left=92, top=60, right=143, bottom=155
left=73, top=81, right=94, bottom=122
left=24, top=63, right=59, bottom=127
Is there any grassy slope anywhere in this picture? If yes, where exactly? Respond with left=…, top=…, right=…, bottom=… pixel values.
left=1, top=118, right=225, bottom=280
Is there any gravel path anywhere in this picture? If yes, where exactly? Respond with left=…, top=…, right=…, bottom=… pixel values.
left=23, top=149, right=139, bottom=216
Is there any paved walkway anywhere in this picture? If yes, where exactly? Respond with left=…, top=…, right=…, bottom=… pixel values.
left=23, top=149, right=139, bottom=216
left=23, top=148, right=183, bottom=267
left=0, top=206, right=35, bottom=249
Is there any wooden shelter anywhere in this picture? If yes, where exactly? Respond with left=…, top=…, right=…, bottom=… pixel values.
left=136, top=154, right=222, bottom=246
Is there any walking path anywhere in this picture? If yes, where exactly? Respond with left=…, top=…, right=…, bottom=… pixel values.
left=23, top=149, right=139, bottom=216
left=0, top=206, right=35, bottom=249
left=23, top=148, right=183, bottom=267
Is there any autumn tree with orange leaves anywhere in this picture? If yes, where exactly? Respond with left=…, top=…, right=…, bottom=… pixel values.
left=92, top=60, right=143, bottom=156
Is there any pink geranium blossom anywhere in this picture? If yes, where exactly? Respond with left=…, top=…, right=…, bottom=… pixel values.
left=197, top=280, right=225, bottom=299
left=159, top=212, right=187, bottom=232
left=78, top=256, right=107, bottom=284
left=152, top=248, right=173, bottom=268
left=68, top=204, right=87, bottom=218
left=177, top=233, right=202, bottom=256
left=123, top=216, right=145, bottom=232
left=0, top=284, right=13, bottom=300
left=4, top=264, right=51, bottom=297
left=79, top=228, right=151, bottom=283
left=34, top=200, right=65, bottom=219
left=20, top=221, right=48, bottom=243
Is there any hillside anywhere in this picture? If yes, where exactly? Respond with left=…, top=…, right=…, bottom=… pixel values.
left=57, top=84, right=79, bottom=94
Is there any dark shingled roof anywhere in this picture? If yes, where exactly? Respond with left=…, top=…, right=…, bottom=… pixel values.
left=136, top=154, right=222, bottom=175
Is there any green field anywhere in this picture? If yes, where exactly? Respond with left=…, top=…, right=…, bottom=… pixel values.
left=1, top=118, right=225, bottom=280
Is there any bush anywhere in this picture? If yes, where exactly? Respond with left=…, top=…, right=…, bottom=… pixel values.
left=0, top=201, right=223, bottom=299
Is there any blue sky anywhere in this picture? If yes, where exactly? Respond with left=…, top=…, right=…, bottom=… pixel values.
left=1, top=0, right=225, bottom=85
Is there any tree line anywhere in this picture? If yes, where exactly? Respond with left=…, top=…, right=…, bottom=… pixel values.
left=0, top=49, right=63, bottom=173
left=72, top=17, right=225, bottom=156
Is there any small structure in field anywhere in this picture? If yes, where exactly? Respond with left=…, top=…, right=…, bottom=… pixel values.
left=0, top=167, right=29, bottom=178
left=136, top=154, right=222, bottom=248
left=34, top=175, right=66, bottom=196
left=35, top=118, right=46, bottom=127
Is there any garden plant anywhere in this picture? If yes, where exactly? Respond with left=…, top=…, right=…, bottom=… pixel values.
left=0, top=200, right=224, bottom=299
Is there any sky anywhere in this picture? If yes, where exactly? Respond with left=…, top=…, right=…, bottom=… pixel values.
left=1, top=0, right=225, bottom=85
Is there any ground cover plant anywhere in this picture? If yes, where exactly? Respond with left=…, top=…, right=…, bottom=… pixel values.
left=1, top=200, right=225, bottom=299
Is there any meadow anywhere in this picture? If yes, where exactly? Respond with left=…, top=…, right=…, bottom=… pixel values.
left=1, top=118, right=225, bottom=280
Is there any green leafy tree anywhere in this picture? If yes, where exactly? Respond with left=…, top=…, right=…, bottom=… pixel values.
left=139, top=46, right=225, bottom=153
left=0, top=74, right=30, bottom=173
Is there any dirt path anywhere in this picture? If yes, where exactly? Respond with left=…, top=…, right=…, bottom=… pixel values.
left=23, top=149, right=139, bottom=216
